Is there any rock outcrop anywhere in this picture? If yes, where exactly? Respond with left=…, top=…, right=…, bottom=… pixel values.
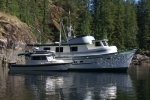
left=0, top=12, right=37, bottom=52
left=132, top=54, right=150, bottom=65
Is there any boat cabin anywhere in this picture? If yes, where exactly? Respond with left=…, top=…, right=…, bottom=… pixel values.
left=93, top=40, right=108, bottom=47
left=27, top=36, right=111, bottom=52
left=30, top=53, right=54, bottom=61
left=31, top=50, right=55, bottom=59
left=19, top=50, right=56, bottom=64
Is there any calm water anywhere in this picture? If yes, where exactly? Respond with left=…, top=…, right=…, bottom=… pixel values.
left=0, top=63, right=150, bottom=100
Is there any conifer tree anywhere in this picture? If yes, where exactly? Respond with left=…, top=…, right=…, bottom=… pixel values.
left=92, top=0, right=115, bottom=40
left=1, top=0, right=149, bottom=50
left=137, top=0, right=150, bottom=50
left=75, top=0, right=92, bottom=35
left=112, top=0, right=125, bottom=50
left=124, top=0, right=138, bottom=49
left=0, top=0, right=6, bottom=11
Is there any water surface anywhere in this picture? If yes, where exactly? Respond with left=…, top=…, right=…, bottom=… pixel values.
left=0, top=63, right=150, bottom=100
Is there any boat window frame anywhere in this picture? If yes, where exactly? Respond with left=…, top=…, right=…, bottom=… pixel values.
left=70, top=46, right=78, bottom=52
left=56, top=47, right=63, bottom=52
left=101, top=41, right=108, bottom=46
left=43, top=47, right=51, bottom=50
left=31, top=56, right=47, bottom=60
left=95, top=41, right=101, bottom=46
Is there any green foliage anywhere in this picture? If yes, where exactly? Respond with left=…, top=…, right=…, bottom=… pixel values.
left=124, top=0, right=138, bottom=49
left=137, top=0, right=150, bottom=50
left=91, top=0, right=139, bottom=50
left=75, top=0, right=92, bottom=35
left=0, top=0, right=149, bottom=50
left=0, top=0, right=6, bottom=11
left=0, top=0, right=52, bottom=43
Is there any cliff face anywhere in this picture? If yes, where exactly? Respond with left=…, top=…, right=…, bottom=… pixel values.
left=0, top=3, right=65, bottom=52
left=0, top=12, right=37, bottom=51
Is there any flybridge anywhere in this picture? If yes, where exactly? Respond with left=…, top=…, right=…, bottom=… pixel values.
left=26, top=22, right=117, bottom=56
left=26, top=35, right=108, bottom=47
left=26, top=35, right=117, bottom=56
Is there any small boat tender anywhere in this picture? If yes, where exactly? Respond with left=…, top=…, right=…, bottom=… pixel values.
left=9, top=49, right=72, bottom=71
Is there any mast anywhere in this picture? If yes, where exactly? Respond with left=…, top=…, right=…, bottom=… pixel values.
left=58, top=19, right=62, bottom=58
left=59, top=20, right=62, bottom=46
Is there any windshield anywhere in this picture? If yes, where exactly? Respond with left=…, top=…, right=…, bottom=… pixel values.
left=102, top=41, right=108, bottom=46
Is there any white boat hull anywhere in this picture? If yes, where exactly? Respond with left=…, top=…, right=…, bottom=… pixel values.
left=70, top=50, right=135, bottom=69
left=9, top=49, right=136, bottom=72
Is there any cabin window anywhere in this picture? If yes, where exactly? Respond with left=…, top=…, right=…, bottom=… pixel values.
left=70, top=47, right=78, bottom=52
left=40, top=56, right=47, bottom=60
left=44, top=47, right=51, bottom=50
left=56, top=47, right=63, bottom=52
left=32, top=56, right=47, bottom=60
left=102, top=41, right=107, bottom=46
left=95, top=41, right=101, bottom=46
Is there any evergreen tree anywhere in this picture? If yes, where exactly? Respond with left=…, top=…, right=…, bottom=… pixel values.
left=91, top=0, right=115, bottom=40
left=0, top=0, right=6, bottom=11
left=17, top=0, right=28, bottom=22
left=0, top=0, right=149, bottom=50
left=112, top=0, right=125, bottom=50
left=124, top=0, right=138, bottom=49
left=137, top=0, right=150, bottom=50
left=7, top=0, right=19, bottom=16
left=76, top=0, right=92, bottom=35
left=52, top=0, right=92, bottom=37
left=92, top=0, right=104, bottom=39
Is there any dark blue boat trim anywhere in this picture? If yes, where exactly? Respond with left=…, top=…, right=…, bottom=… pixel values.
left=26, top=43, right=90, bottom=46
left=67, top=67, right=128, bottom=73
left=10, top=63, right=71, bottom=67
left=10, top=65, right=128, bottom=73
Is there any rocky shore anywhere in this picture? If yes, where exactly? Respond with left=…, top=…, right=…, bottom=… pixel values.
left=131, top=50, right=150, bottom=65
left=132, top=54, right=150, bottom=65
left=0, top=49, right=25, bottom=67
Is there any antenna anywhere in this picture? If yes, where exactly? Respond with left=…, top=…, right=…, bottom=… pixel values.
left=28, top=25, right=41, bottom=44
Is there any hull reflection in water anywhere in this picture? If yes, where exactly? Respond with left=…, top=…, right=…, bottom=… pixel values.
left=9, top=71, right=134, bottom=100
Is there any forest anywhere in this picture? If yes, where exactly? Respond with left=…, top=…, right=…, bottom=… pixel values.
left=0, top=0, right=149, bottom=50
